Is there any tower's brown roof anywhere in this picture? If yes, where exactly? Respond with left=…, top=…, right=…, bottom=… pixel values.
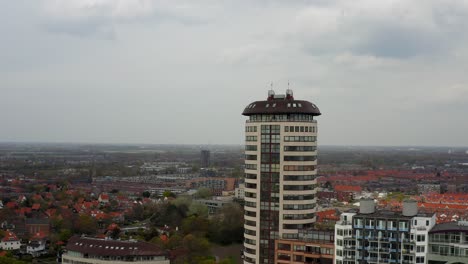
left=242, top=96, right=321, bottom=116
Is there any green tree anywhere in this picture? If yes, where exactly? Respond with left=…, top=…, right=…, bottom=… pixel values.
left=0, top=256, right=26, bottom=264
left=58, top=229, right=72, bottom=241
left=181, top=215, right=209, bottom=235
left=74, top=214, right=98, bottom=235
left=182, top=234, right=211, bottom=263
left=208, top=203, right=243, bottom=245
left=188, top=202, right=208, bottom=218
left=163, top=190, right=176, bottom=198
left=195, top=188, right=212, bottom=199
left=142, top=191, right=151, bottom=198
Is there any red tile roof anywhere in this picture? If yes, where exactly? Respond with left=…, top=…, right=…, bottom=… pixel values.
left=1, top=231, right=19, bottom=242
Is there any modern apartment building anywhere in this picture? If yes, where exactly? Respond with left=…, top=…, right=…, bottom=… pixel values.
left=242, top=89, right=321, bottom=264
left=427, top=221, right=468, bottom=264
left=335, top=199, right=436, bottom=264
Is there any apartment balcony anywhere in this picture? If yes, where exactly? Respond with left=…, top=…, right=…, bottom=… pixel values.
left=412, top=226, right=426, bottom=231
left=354, top=225, right=363, bottom=229
left=401, top=249, right=415, bottom=255
left=337, top=220, right=353, bottom=225
left=365, top=225, right=375, bottom=229
left=402, top=239, right=415, bottom=244
left=376, top=226, right=386, bottom=230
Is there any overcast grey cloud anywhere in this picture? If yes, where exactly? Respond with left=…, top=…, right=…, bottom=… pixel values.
left=1, top=0, right=468, bottom=146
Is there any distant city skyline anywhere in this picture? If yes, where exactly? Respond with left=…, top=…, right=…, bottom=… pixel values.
left=2, top=1, right=468, bottom=146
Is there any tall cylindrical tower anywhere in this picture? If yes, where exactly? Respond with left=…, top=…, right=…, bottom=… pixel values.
left=242, top=90, right=321, bottom=264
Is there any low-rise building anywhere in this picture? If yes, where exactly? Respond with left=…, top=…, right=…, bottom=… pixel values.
left=26, top=239, right=47, bottom=257
left=235, top=183, right=245, bottom=200
left=62, top=236, right=170, bottom=264
left=275, top=229, right=334, bottom=264
left=0, top=231, right=21, bottom=250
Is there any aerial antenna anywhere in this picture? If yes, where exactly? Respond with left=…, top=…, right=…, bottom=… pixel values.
left=268, top=82, right=275, bottom=99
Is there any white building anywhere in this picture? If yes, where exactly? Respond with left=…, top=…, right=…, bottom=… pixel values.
left=242, top=90, right=321, bottom=264
left=334, top=199, right=436, bottom=264
left=0, top=230, right=21, bottom=250
left=27, top=239, right=47, bottom=257
left=235, top=183, right=245, bottom=199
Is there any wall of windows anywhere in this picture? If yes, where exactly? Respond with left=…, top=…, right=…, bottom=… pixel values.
left=284, top=146, right=316, bottom=152
left=245, top=173, right=257, bottom=179
left=245, top=154, right=257, bottom=160
left=283, top=175, right=316, bottom=181
left=261, top=164, right=280, bottom=172
left=262, top=144, right=280, bottom=153
left=284, top=126, right=316, bottom=133
left=283, top=204, right=315, bottom=210
left=283, top=194, right=315, bottom=200
left=246, top=136, right=257, bottom=141
left=284, top=165, right=316, bottom=171
left=246, top=126, right=257, bottom=132
left=284, top=185, right=315, bottom=191
left=245, top=164, right=257, bottom=170
left=284, top=136, right=316, bottom=142
left=245, top=145, right=257, bottom=151
left=261, top=134, right=280, bottom=143
left=283, top=213, right=315, bottom=220
left=249, top=114, right=316, bottom=122
left=284, top=155, right=316, bottom=161
left=261, top=125, right=280, bottom=133
left=261, top=153, right=280, bottom=163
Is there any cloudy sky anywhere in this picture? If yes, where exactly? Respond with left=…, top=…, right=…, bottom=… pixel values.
left=1, top=0, right=468, bottom=146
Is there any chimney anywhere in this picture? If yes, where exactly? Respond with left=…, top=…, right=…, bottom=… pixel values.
left=359, top=198, right=375, bottom=214
left=402, top=200, right=418, bottom=216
